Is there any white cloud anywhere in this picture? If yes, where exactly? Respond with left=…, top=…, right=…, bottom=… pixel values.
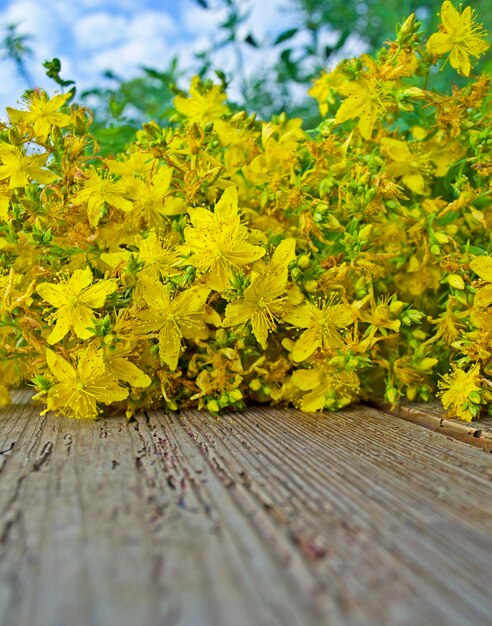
left=64, top=0, right=137, bottom=9
left=131, top=11, right=175, bottom=39
left=181, top=1, right=228, bottom=36
left=76, top=10, right=178, bottom=79
left=242, top=0, right=295, bottom=40
left=0, top=62, right=22, bottom=96
left=73, top=12, right=128, bottom=51
left=84, top=37, right=172, bottom=78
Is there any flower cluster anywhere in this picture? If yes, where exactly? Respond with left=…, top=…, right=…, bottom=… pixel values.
left=0, top=2, right=490, bottom=421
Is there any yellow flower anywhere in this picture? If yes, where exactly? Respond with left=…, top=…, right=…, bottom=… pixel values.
left=101, top=230, right=181, bottom=281
left=357, top=296, right=405, bottom=351
left=213, top=120, right=256, bottom=172
left=107, top=149, right=156, bottom=178
left=7, top=91, right=72, bottom=142
left=381, top=138, right=433, bottom=195
left=309, top=68, right=343, bottom=116
left=174, top=75, right=227, bottom=124
left=182, top=186, right=265, bottom=291
left=427, top=1, right=489, bottom=76
left=427, top=298, right=465, bottom=344
left=0, top=268, right=34, bottom=313
left=222, top=277, right=285, bottom=349
left=135, top=230, right=182, bottom=280
left=103, top=344, right=151, bottom=388
left=291, top=365, right=360, bottom=412
left=137, top=275, right=210, bottom=371
left=37, top=268, right=116, bottom=344
left=243, top=121, right=303, bottom=185
left=428, top=139, right=465, bottom=177
left=0, top=144, right=57, bottom=188
left=129, top=166, right=186, bottom=226
left=470, top=255, right=492, bottom=308
left=284, top=300, right=353, bottom=362
left=40, top=347, right=128, bottom=419
left=0, top=182, right=11, bottom=220
left=71, top=168, right=133, bottom=227
left=393, top=257, right=441, bottom=297
left=221, top=238, right=296, bottom=348
left=252, top=237, right=296, bottom=283
left=437, top=363, right=481, bottom=421
left=335, top=77, right=387, bottom=140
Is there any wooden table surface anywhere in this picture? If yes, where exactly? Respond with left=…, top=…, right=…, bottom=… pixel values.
left=1, top=390, right=492, bottom=626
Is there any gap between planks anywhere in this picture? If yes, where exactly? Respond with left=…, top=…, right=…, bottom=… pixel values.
left=373, top=400, right=492, bottom=452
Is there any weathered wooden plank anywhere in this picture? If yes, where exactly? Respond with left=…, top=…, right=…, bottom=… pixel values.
left=0, top=394, right=491, bottom=626
left=375, top=401, right=492, bottom=451
left=197, top=406, right=492, bottom=624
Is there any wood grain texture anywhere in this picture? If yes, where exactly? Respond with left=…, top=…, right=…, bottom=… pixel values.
left=1, top=390, right=492, bottom=626
left=376, top=401, right=492, bottom=451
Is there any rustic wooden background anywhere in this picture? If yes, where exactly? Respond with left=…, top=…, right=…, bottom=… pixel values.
left=1, top=390, right=492, bottom=626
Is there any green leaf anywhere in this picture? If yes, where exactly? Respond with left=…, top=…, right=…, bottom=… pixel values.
left=244, top=34, right=258, bottom=48
left=274, top=28, right=298, bottom=45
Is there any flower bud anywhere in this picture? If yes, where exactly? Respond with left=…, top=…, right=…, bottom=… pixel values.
left=448, top=274, right=465, bottom=290
left=386, top=387, right=399, bottom=404
left=468, top=391, right=481, bottom=405
left=229, top=389, right=243, bottom=402
left=433, top=232, right=449, bottom=244
left=389, top=300, right=405, bottom=315
left=249, top=379, right=262, bottom=391
left=215, top=328, right=228, bottom=345
left=297, top=254, right=311, bottom=269
left=402, top=87, right=426, bottom=100
left=398, top=13, right=416, bottom=45
left=304, top=279, right=318, bottom=293
left=207, top=399, right=220, bottom=413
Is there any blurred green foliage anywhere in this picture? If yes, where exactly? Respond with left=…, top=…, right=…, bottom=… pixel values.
left=81, top=63, right=181, bottom=154
left=0, top=23, right=34, bottom=88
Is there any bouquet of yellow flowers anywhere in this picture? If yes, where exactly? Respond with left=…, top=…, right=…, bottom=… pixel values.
left=0, top=1, right=490, bottom=421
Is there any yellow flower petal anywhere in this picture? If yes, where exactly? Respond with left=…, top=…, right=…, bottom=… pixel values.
left=441, top=1, right=460, bottom=32
left=251, top=310, right=269, bottom=349
left=450, top=46, right=470, bottom=76
left=47, top=312, right=72, bottom=344
left=37, top=282, right=68, bottom=308
left=68, top=268, right=93, bottom=292
left=299, top=387, right=326, bottom=412
left=402, top=173, right=426, bottom=195
left=80, top=281, right=117, bottom=308
left=474, top=285, right=492, bottom=309
left=108, top=357, right=151, bottom=388
left=291, top=368, right=320, bottom=391
left=470, top=256, right=492, bottom=282
left=158, top=323, right=183, bottom=371
left=46, top=349, right=76, bottom=382
left=70, top=306, right=95, bottom=340
left=427, top=32, right=452, bottom=55
left=291, top=328, right=321, bottom=362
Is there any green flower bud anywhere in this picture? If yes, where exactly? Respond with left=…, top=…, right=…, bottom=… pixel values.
left=297, top=254, right=311, bottom=269
left=207, top=399, right=220, bottom=413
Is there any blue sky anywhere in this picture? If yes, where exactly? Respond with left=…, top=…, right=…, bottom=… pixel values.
left=0, top=0, right=306, bottom=111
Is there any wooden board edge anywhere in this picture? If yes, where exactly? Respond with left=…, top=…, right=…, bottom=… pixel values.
left=369, top=401, right=492, bottom=453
